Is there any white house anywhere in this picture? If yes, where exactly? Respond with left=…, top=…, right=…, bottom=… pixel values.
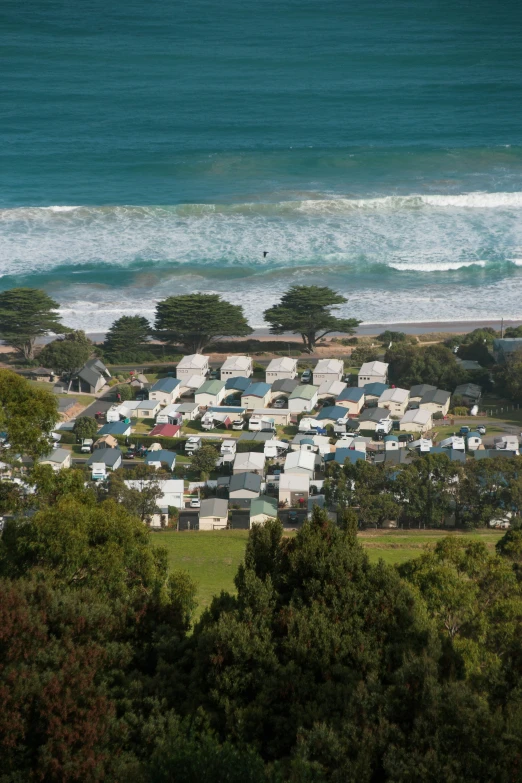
left=228, top=472, right=262, bottom=501
left=279, top=474, right=310, bottom=507
left=39, top=448, right=72, bottom=471
left=494, top=435, right=520, bottom=455
left=283, top=450, right=316, bottom=478
left=384, top=435, right=400, bottom=451
left=265, top=356, right=298, bottom=382
left=176, top=354, right=209, bottom=380
left=466, top=432, right=483, bottom=452
left=148, top=377, right=181, bottom=406
left=220, top=355, right=253, bottom=380
left=316, top=379, right=346, bottom=400
left=252, top=408, right=292, bottom=426
left=87, top=448, right=122, bottom=472
left=419, top=389, right=451, bottom=416
left=241, top=382, right=272, bottom=410
left=232, top=451, right=266, bottom=475
left=359, top=407, right=392, bottom=432
left=178, top=374, right=207, bottom=395
left=156, top=403, right=183, bottom=425
left=124, top=479, right=185, bottom=527
left=336, top=386, right=365, bottom=415
left=194, top=380, right=226, bottom=408
left=358, top=361, right=388, bottom=387
left=313, top=359, right=344, bottom=386
left=440, top=435, right=466, bottom=452
left=249, top=496, right=278, bottom=526
left=176, top=403, right=201, bottom=421
left=378, top=387, right=410, bottom=416
left=199, top=498, right=229, bottom=531
left=400, top=409, right=433, bottom=433
left=288, top=385, right=319, bottom=414
left=135, top=400, right=162, bottom=419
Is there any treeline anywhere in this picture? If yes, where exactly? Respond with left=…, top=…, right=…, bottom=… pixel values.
left=3, top=484, right=522, bottom=780
left=325, top=452, right=522, bottom=529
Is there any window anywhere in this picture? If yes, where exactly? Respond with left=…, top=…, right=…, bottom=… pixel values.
left=213, top=517, right=220, bottom=522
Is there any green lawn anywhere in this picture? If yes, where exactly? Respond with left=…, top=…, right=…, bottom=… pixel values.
left=153, top=528, right=503, bottom=617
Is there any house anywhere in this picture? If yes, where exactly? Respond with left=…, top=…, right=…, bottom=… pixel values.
left=107, top=402, right=139, bottom=422
left=28, top=367, right=54, bottom=382
left=233, top=452, right=266, bottom=475
left=241, top=382, right=272, bottom=410
left=288, top=385, right=319, bottom=413
left=144, top=449, right=177, bottom=471
left=199, top=498, right=229, bottom=531
left=74, top=362, right=107, bottom=394
left=225, top=376, right=252, bottom=394
left=269, top=378, right=299, bottom=401
left=129, top=373, right=149, bottom=388
left=136, top=400, right=162, bottom=419
left=250, top=496, right=278, bottom=526
left=124, top=479, right=185, bottom=527
left=178, top=374, right=207, bottom=395
left=220, top=355, right=253, bottom=380
left=87, top=448, right=122, bottom=471
left=454, top=383, right=482, bottom=406
left=439, top=435, right=465, bottom=452
left=430, top=446, right=466, bottom=463
left=359, top=407, right=392, bottom=432
left=264, top=439, right=290, bottom=458
left=94, top=434, right=118, bottom=450
left=148, top=377, right=181, bottom=406
left=358, top=361, right=388, bottom=387
left=336, top=386, right=365, bottom=415
left=410, top=437, right=433, bottom=453
left=229, top=472, right=262, bottom=501
left=466, top=432, right=483, bottom=451
left=284, top=450, right=316, bottom=477
left=325, top=448, right=366, bottom=465
left=279, top=474, right=309, bottom=507
left=39, top=448, right=72, bottom=471
left=313, top=359, right=344, bottom=386
left=492, top=338, right=522, bottom=363
left=195, top=380, right=226, bottom=408
left=176, top=354, right=209, bottom=380
left=419, top=389, right=451, bottom=416
left=175, top=403, right=200, bottom=421
left=97, top=421, right=132, bottom=437
left=156, top=404, right=183, bottom=426
left=363, top=382, right=389, bottom=402
left=494, top=435, right=520, bottom=455
left=251, top=408, right=292, bottom=426
left=149, top=423, right=181, bottom=438
left=384, top=434, right=400, bottom=451
left=409, top=384, right=437, bottom=404
left=315, top=405, right=348, bottom=425
left=316, top=379, right=346, bottom=401
left=265, top=356, right=298, bottom=382
left=291, top=434, right=319, bottom=452
left=400, top=409, right=433, bottom=433
left=378, top=387, right=410, bottom=416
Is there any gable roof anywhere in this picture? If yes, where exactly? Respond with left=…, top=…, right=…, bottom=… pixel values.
left=400, top=409, right=432, bottom=425
left=250, top=495, right=278, bottom=518
left=266, top=357, right=297, bottom=372
left=177, top=353, right=208, bottom=370
left=379, top=387, right=409, bottom=404
left=337, top=386, right=365, bottom=402
left=196, top=379, right=225, bottom=396
left=200, top=498, right=228, bottom=518
left=225, top=376, right=251, bottom=392
left=420, top=389, right=451, bottom=405
left=98, top=421, right=130, bottom=435
left=242, top=382, right=271, bottom=398
left=316, top=405, right=348, bottom=421
left=77, top=366, right=102, bottom=388
left=314, top=359, right=343, bottom=374
left=221, top=355, right=252, bottom=371
left=233, top=452, right=266, bottom=470
left=363, top=382, right=389, bottom=397
left=144, top=449, right=176, bottom=467
left=149, top=423, right=181, bottom=437
left=41, top=447, right=70, bottom=464
left=410, top=384, right=437, bottom=398
left=284, top=450, right=316, bottom=471
left=271, top=378, right=299, bottom=394
left=360, top=407, right=390, bottom=423
left=238, top=431, right=273, bottom=443
left=325, top=448, right=366, bottom=465
left=87, top=449, right=122, bottom=467
left=289, top=384, right=318, bottom=401
left=430, top=446, right=466, bottom=463
left=359, top=361, right=388, bottom=376
left=150, top=377, right=180, bottom=393
left=229, top=472, right=262, bottom=493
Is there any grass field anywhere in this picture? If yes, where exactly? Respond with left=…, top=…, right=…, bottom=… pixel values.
left=153, top=528, right=503, bottom=617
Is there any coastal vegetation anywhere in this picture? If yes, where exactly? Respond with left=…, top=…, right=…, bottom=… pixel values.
left=103, top=315, right=152, bottom=359
left=0, top=287, right=69, bottom=361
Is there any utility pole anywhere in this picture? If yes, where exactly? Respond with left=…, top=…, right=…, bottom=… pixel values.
left=501, top=317, right=504, bottom=338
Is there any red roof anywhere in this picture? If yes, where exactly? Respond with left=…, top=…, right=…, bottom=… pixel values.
left=149, top=423, right=180, bottom=437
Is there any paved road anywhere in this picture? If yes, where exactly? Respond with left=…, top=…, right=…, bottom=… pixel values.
left=79, top=390, right=116, bottom=419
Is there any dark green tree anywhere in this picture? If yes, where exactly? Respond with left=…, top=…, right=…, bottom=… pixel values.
left=104, top=315, right=151, bottom=356
left=385, top=342, right=464, bottom=388
left=263, top=286, right=360, bottom=353
left=73, top=415, right=99, bottom=440
left=155, top=294, right=252, bottom=353
left=0, top=287, right=69, bottom=361
left=0, top=370, right=58, bottom=458
left=38, top=330, right=92, bottom=388
left=191, top=444, right=218, bottom=479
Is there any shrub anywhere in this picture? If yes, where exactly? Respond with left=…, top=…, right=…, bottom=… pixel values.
left=453, top=406, right=469, bottom=416
left=432, top=411, right=444, bottom=420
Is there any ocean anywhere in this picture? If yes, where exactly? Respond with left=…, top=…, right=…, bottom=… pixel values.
left=1, top=0, right=522, bottom=332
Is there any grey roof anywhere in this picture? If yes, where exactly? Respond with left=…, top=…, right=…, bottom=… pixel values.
left=145, top=450, right=176, bottom=467
left=238, top=432, right=273, bottom=442
left=420, top=389, right=451, bottom=405
left=385, top=450, right=413, bottom=465
left=430, top=446, right=466, bottom=463
left=454, top=383, right=482, bottom=398
left=138, top=400, right=159, bottom=410
left=474, top=449, right=518, bottom=460
left=229, top=472, right=262, bottom=493
left=77, top=366, right=101, bottom=388
left=41, top=447, right=70, bottom=464
left=271, top=378, right=299, bottom=394
left=225, top=376, right=252, bottom=392
left=87, top=448, right=122, bottom=467
left=410, top=384, right=437, bottom=398
left=58, top=398, right=76, bottom=413
left=177, top=403, right=199, bottom=412
left=360, top=407, right=390, bottom=423
left=200, top=498, right=228, bottom=518
left=85, top=357, right=108, bottom=374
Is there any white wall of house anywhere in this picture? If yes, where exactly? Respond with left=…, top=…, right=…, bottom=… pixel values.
left=195, top=388, right=227, bottom=407
left=241, top=391, right=271, bottom=410
left=199, top=514, right=228, bottom=531
left=265, top=357, right=297, bottom=382
left=288, top=391, right=318, bottom=413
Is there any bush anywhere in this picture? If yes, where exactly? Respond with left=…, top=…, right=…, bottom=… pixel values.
left=116, top=384, right=134, bottom=401
left=432, top=411, right=444, bottom=420
left=73, top=416, right=98, bottom=440
left=453, top=406, right=469, bottom=416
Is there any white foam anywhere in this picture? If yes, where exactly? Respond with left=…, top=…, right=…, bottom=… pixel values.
left=388, top=260, right=488, bottom=272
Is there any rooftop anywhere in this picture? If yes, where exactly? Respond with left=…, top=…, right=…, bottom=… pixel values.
left=337, top=386, right=365, bottom=402
left=150, top=377, right=180, bottom=393
left=200, top=498, right=228, bottom=518
left=289, top=384, right=318, bottom=400
left=242, top=382, right=271, bottom=398
left=229, top=472, right=262, bottom=493
left=359, top=360, right=388, bottom=376
left=196, top=379, right=226, bottom=396
left=177, top=353, right=209, bottom=369
left=225, top=376, right=251, bottom=391
left=221, top=355, right=252, bottom=371
left=266, top=357, right=297, bottom=372
left=314, top=358, right=343, bottom=373
left=250, top=495, right=278, bottom=518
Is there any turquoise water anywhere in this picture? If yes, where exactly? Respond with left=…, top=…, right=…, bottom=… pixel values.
left=1, top=0, right=522, bottom=329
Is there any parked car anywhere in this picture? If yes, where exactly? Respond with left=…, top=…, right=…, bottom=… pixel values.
left=477, top=425, right=486, bottom=435
left=301, top=369, right=312, bottom=383
left=209, top=369, right=220, bottom=380
left=287, top=510, right=299, bottom=523
left=125, top=450, right=136, bottom=459
left=190, top=498, right=200, bottom=508
left=459, top=426, right=470, bottom=435
left=272, top=397, right=287, bottom=408
left=232, top=419, right=244, bottom=430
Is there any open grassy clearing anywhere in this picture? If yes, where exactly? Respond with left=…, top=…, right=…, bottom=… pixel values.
left=153, top=528, right=504, bottom=617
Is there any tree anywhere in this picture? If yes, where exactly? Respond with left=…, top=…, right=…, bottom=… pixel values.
left=350, top=345, right=380, bottom=365
left=155, top=294, right=252, bottom=353
left=494, top=348, right=522, bottom=402
left=116, top=382, right=134, bottom=401
left=38, top=330, right=92, bottom=387
left=0, top=288, right=69, bottom=361
left=0, top=370, right=58, bottom=458
left=385, top=342, right=464, bottom=388
left=103, top=315, right=151, bottom=356
left=191, top=444, right=218, bottom=479
left=73, top=416, right=99, bottom=440
left=263, top=286, right=360, bottom=353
